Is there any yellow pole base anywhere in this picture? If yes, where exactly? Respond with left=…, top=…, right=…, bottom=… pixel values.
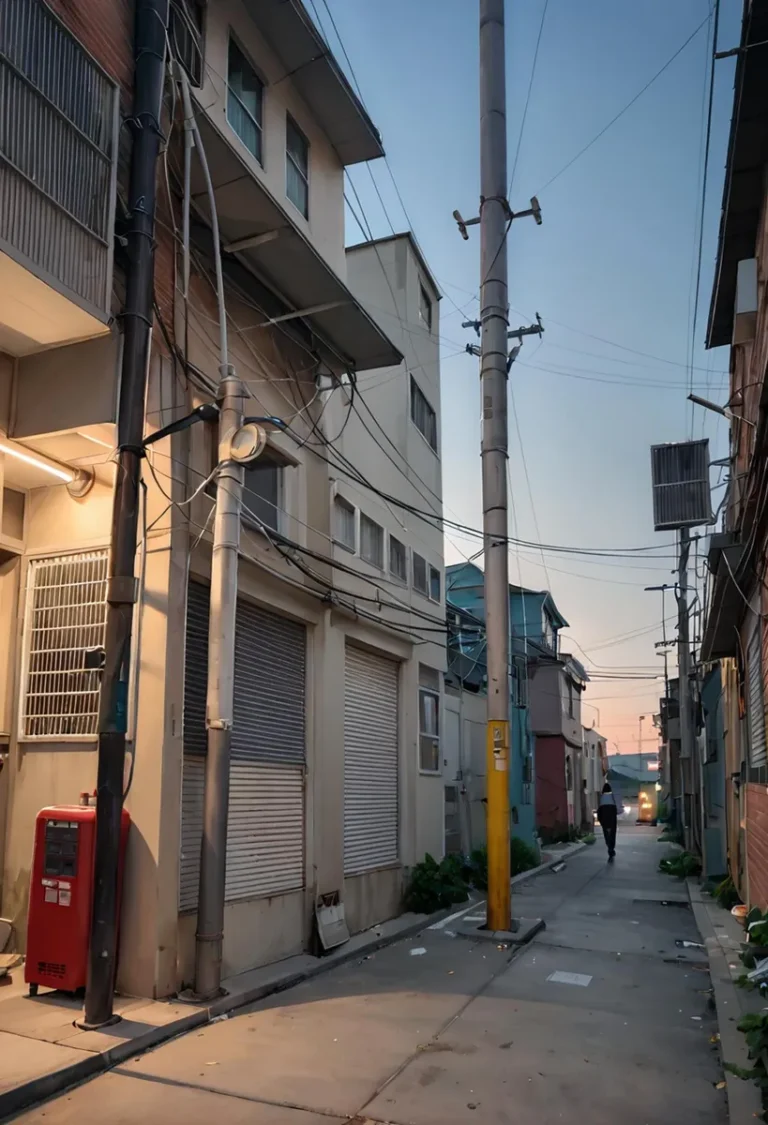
left=486, top=719, right=511, bottom=931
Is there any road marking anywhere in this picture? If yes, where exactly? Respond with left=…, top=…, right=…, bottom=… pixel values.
left=547, top=971, right=593, bottom=987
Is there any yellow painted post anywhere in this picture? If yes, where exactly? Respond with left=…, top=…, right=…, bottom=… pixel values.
left=486, top=719, right=511, bottom=930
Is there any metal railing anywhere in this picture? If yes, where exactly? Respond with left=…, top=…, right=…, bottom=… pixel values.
left=0, top=0, right=118, bottom=320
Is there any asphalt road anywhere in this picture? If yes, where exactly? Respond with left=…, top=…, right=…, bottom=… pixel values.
left=13, top=824, right=726, bottom=1125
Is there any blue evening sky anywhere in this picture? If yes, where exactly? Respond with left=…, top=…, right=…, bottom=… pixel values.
left=309, top=0, right=740, bottom=752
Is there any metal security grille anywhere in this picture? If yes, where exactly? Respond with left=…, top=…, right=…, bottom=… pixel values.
left=20, top=551, right=108, bottom=740
left=747, top=624, right=767, bottom=768
left=0, top=0, right=118, bottom=317
left=179, top=757, right=304, bottom=910
left=344, top=644, right=399, bottom=875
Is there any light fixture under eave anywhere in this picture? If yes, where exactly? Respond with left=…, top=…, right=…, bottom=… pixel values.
left=0, top=440, right=94, bottom=498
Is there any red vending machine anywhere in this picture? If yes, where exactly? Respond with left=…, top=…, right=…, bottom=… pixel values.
left=25, top=799, right=131, bottom=995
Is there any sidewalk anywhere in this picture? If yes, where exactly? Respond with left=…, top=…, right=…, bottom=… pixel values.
left=7, top=828, right=727, bottom=1124
left=0, top=840, right=584, bottom=1120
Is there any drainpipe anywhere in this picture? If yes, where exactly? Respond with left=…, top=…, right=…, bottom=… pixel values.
left=83, top=0, right=169, bottom=1028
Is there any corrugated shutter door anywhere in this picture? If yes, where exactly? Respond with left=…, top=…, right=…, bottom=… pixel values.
left=179, top=582, right=306, bottom=910
left=233, top=599, right=306, bottom=763
left=344, top=644, right=399, bottom=875
left=226, top=763, right=304, bottom=900
left=748, top=624, right=767, bottom=767
left=179, top=755, right=205, bottom=912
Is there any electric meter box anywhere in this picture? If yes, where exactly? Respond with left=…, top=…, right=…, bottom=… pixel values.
left=25, top=805, right=130, bottom=994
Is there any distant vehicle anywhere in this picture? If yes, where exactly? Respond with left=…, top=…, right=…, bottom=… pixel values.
left=637, top=787, right=658, bottom=825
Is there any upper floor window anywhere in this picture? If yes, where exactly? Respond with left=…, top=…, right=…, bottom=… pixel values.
left=389, top=534, right=407, bottom=583
left=410, top=376, right=437, bottom=452
left=566, top=678, right=575, bottom=719
left=171, top=0, right=205, bottom=87
left=286, top=115, right=309, bottom=218
left=419, top=283, right=432, bottom=332
left=429, top=564, right=441, bottom=603
left=227, top=38, right=263, bottom=163
left=542, top=609, right=555, bottom=650
left=242, top=453, right=282, bottom=532
left=333, top=495, right=356, bottom=551
left=413, top=551, right=428, bottom=596
left=418, top=665, right=440, bottom=773
left=360, top=513, right=384, bottom=568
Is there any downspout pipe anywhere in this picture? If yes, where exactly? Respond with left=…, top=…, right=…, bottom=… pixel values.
left=83, top=0, right=169, bottom=1029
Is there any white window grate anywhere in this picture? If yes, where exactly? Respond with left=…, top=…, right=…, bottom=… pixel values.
left=20, top=551, right=108, bottom=740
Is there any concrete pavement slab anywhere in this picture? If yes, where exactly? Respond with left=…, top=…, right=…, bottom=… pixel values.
left=7, top=1071, right=344, bottom=1124
left=115, top=933, right=513, bottom=1119
left=0, top=1032, right=91, bottom=1097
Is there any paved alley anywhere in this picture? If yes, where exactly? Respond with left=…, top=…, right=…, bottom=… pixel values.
left=10, top=826, right=726, bottom=1125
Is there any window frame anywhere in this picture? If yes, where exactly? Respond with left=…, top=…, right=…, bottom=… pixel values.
left=333, top=494, right=357, bottom=553
left=285, top=113, right=309, bottom=219
left=171, top=0, right=205, bottom=87
left=418, top=666, right=441, bottom=774
left=428, top=564, right=441, bottom=604
left=419, top=283, right=433, bottom=333
left=226, top=34, right=265, bottom=164
left=240, top=452, right=284, bottom=534
left=412, top=550, right=429, bottom=596
left=360, top=513, right=385, bottom=569
left=388, top=533, right=407, bottom=584
left=409, top=375, right=438, bottom=453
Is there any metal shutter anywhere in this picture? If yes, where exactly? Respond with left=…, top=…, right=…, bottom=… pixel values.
left=179, top=758, right=304, bottom=909
left=344, top=644, right=399, bottom=875
left=179, top=755, right=205, bottom=912
left=180, top=582, right=306, bottom=910
left=233, top=598, right=306, bottom=764
left=747, top=624, right=767, bottom=767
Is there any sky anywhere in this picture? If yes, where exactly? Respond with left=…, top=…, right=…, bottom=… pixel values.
left=307, top=0, right=741, bottom=754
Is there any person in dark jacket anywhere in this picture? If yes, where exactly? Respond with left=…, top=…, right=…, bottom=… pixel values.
left=596, top=782, right=618, bottom=860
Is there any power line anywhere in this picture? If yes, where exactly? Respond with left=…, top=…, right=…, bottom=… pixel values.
left=536, top=11, right=712, bottom=193
left=508, top=0, right=550, bottom=195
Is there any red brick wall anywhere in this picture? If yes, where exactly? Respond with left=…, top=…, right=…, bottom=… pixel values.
left=747, top=783, right=768, bottom=910
left=536, top=736, right=568, bottom=833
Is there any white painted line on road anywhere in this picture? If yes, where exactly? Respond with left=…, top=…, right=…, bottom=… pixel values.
left=429, top=900, right=487, bottom=931
left=547, top=971, right=593, bottom=987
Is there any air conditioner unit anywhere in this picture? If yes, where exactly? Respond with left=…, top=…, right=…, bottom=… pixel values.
left=650, top=440, right=713, bottom=531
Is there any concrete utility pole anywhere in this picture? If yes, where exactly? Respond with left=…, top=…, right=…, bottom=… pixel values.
left=677, top=529, right=692, bottom=847
left=479, top=0, right=512, bottom=932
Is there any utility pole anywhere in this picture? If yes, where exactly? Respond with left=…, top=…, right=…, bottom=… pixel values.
left=478, top=0, right=511, bottom=932
left=453, top=0, right=541, bottom=932
left=677, top=529, right=693, bottom=849
left=179, top=78, right=247, bottom=1002
left=82, top=0, right=168, bottom=1029
left=638, top=714, right=645, bottom=757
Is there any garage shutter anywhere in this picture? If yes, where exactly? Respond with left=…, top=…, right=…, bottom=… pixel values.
left=344, top=644, right=399, bottom=875
left=747, top=623, right=767, bottom=768
left=180, top=581, right=306, bottom=910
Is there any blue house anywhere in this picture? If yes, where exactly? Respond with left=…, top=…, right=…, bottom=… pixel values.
left=445, top=562, right=567, bottom=851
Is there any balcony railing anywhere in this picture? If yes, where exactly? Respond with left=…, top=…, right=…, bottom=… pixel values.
left=0, top=0, right=118, bottom=322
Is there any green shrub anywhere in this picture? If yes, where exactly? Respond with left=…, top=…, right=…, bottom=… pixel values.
left=725, top=1011, right=768, bottom=1114
left=659, top=852, right=702, bottom=878
left=510, top=837, right=539, bottom=876
left=713, top=875, right=741, bottom=911
left=466, top=847, right=488, bottom=891
left=580, top=833, right=596, bottom=845
left=403, top=854, right=469, bottom=914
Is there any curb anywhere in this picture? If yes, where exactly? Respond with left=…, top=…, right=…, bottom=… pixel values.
left=687, top=880, right=763, bottom=1125
left=511, top=840, right=587, bottom=887
left=0, top=904, right=452, bottom=1123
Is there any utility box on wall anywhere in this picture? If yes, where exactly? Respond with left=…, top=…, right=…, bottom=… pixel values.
left=25, top=803, right=130, bottom=995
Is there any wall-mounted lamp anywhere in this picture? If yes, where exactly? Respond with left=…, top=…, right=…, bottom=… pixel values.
left=0, top=439, right=93, bottom=498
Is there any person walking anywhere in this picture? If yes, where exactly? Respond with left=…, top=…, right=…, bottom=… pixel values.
left=597, top=782, right=618, bottom=860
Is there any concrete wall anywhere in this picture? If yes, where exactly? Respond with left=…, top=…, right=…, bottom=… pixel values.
left=196, top=0, right=346, bottom=277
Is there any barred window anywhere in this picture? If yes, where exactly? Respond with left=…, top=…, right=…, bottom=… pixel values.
left=20, top=551, right=108, bottom=739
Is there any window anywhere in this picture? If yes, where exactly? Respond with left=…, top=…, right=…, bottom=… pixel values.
left=171, top=0, right=205, bottom=86
left=419, top=283, right=432, bottom=332
left=286, top=115, right=309, bottom=218
left=333, top=495, right=356, bottom=551
left=410, top=376, right=437, bottom=452
left=542, top=609, right=555, bottom=650
left=227, top=37, right=263, bottom=163
left=242, top=454, right=282, bottom=532
left=389, top=534, right=407, bottom=583
left=429, top=564, right=441, bottom=603
left=360, top=514, right=384, bottom=568
left=20, top=551, right=108, bottom=739
left=412, top=551, right=428, bottom=595
left=419, top=665, right=440, bottom=772
left=567, top=679, right=575, bottom=719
